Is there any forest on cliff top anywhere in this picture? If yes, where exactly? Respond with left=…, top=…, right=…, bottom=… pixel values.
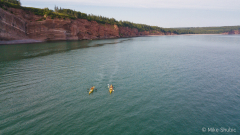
left=1, top=0, right=240, bottom=34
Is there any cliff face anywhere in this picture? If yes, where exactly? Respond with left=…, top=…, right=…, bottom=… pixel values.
left=221, top=30, right=240, bottom=35
left=27, top=19, right=121, bottom=41
left=0, top=8, right=28, bottom=40
left=0, top=7, right=175, bottom=42
left=0, top=7, right=122, bottom=41
left=228, top=30, right=240, bottom=35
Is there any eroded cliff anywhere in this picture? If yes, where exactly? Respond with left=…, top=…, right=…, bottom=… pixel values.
left=0, top=7, right=178, bottom=42
left=0, top=8, right=28, bottom=40
left=222, top=30, right=240, bottom=35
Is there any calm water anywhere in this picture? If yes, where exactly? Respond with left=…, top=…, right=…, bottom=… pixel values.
left=0, top=35, right=240, bottom=135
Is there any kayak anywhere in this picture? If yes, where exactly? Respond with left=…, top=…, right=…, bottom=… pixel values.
left=89, top=86, right=95, bottom=94
left=109, top=84, right=114, bottom=94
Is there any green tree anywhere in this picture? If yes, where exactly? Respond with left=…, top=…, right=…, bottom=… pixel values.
left=2, top=0, right=21, bottom=5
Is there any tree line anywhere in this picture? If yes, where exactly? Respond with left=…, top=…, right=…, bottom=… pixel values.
left=173, top=26, right=240, bottom=34
left=1, top=0, right=20, bottom=5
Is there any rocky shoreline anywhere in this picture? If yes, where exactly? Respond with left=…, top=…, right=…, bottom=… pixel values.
left=0, top=39, right=42, bottom=45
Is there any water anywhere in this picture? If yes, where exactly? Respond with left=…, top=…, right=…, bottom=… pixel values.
left=0, top=35, right=240, bottom=134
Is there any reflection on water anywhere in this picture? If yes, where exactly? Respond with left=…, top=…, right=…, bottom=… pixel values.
left=0, top=38, right=132, bottom=61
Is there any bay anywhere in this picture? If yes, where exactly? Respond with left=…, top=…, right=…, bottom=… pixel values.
left=0, top=35, right=240, bottom=134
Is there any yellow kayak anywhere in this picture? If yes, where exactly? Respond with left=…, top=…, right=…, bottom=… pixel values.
left=109, top=84, right=114, bottom=94
left=89, top=86, right=95, bottom=94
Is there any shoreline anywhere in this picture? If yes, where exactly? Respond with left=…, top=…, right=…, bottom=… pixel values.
left=147, top=34, right=222, bottom=37
left=0, top=34, right=236, bottom=45
left=0, top=39, right=42, bottom=45
left=181, top=34, right=222, bottom=35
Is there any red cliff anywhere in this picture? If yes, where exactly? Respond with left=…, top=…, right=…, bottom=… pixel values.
left=221, top=30, right=240, bottom=35
left=0, top=7, right=175, bottom=42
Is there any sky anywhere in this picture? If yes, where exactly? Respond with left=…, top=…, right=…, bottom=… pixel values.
left=21, top=0, right=240, bottom=28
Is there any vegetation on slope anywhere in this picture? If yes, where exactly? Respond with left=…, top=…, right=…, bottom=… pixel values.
left=1, top=0, right=20, bottom=5
left=54, top=6, right=170, bottom=32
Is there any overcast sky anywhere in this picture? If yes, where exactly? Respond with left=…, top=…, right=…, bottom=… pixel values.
left=21, top=0, right=240, bottom=28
